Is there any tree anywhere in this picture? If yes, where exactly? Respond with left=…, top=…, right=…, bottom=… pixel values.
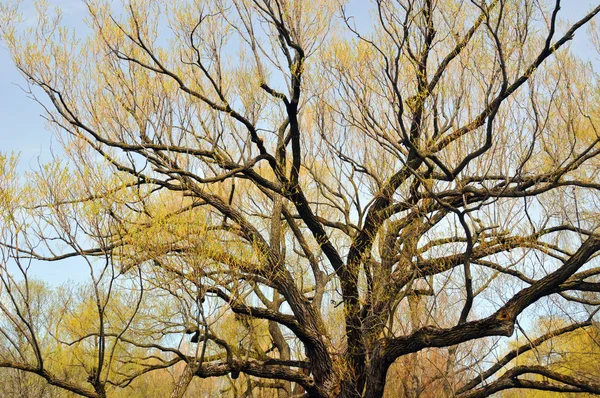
left=499, top=316, right=600, bottom=398
left=2, top=0, right=600, bottom=397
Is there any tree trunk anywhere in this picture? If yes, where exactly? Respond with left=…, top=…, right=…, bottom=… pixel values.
left=170, top=362, right=198, bottom=398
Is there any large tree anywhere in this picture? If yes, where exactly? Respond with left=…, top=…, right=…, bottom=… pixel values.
left=2, top=0, right=600, bottom=397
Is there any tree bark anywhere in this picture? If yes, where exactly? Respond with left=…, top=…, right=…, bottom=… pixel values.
left=170, top=362, right=199, bottom=398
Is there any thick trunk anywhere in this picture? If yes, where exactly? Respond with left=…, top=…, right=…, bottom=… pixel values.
left=361, top=360, right=389, bottom=398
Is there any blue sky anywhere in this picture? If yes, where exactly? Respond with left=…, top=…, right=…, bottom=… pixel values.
left=1, top=0, right=600, bottom=284
left=2, top=1, right=598, bottom=161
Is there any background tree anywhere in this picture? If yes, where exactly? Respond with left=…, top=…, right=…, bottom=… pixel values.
left=498, top=315, right=600, bottom=398
left=2, top=0, right=600, bottom=397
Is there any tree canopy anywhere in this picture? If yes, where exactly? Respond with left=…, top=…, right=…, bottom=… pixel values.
left=2, top=0, right=600, bottom=397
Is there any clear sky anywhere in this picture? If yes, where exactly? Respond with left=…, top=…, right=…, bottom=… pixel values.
left=1, top=0, right=599, bottom=284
